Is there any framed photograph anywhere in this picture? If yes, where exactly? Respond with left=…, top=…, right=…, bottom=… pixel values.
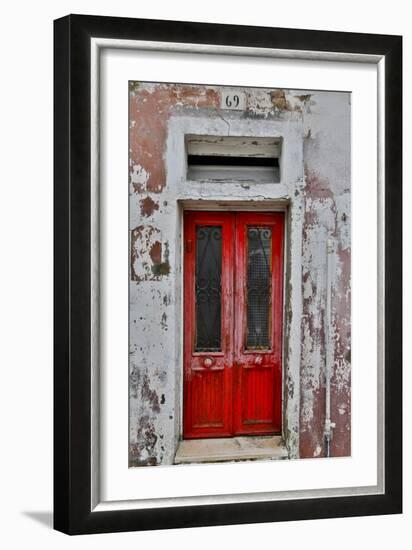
left=54, top=14, right=402, bottom=534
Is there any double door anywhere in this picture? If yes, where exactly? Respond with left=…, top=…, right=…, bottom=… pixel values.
left=183, top=211, right=284, bottom=439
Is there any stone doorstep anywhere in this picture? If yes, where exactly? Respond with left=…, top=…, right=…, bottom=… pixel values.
left=174, top=435, right=288, bottom=464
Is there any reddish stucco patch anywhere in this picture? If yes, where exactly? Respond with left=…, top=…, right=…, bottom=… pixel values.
left=129, top=84, right=220, bottom=194
left=140, top=196, right=159, bottom=217
left=330, top=386, right=351, bottom=457
left=299, top=387, right=326, bottom=458
left=149, top=241, right=162, bottom=265
left=305, top=167, right=334, bottom=200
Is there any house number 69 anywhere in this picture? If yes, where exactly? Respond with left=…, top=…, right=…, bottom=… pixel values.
left=225, top=94, right=239, bottom=107
left=220, top=91, right=246, bottom=110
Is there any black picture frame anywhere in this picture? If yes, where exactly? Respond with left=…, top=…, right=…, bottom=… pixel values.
left=54, top=14, right=402, bottom=535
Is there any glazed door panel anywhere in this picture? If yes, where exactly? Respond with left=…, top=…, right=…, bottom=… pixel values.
left=183, top=212, right=234, bottom=438
left=183, top=211, right=284, bottom=439
left=233, top=213, right=284, bottom=435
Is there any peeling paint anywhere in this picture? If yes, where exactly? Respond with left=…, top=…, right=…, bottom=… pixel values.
left=129, top=83, right=220, bottom=194
left=130, top=164, right=150, bottom=193
left=295, top=94, right=312, bottom=103
left=140, top=195, right=159, bottom=217
left=271, top=90, right=290, bottom=110
left=151, top=241, right=170, bottom=277
left=131, top=226, right=170, bottom=281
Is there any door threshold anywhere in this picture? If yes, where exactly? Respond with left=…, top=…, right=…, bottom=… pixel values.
left=174, top=435, right=288, bottom=464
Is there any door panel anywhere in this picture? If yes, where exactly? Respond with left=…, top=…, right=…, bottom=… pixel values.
left=183, top=212, right=234, bottom=438
left=183, top=211, right=284, bottom=439
left=241, top=367, right=274, bottom=425
left=234, top=213, right=284, bottom=435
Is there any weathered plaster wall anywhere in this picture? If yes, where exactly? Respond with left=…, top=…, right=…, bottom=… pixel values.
left=128, top=82, right=351, bottom=466
left=300, top=93, right=351, bottom=458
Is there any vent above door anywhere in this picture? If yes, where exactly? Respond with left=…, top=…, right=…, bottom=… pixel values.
left=186, top=135, right=281, bottom=183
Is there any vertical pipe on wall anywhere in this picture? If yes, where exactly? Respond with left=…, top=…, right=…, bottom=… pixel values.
left=324, top=237, right=336, bottom=457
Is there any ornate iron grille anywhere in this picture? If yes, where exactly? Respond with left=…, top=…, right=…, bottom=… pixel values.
left=195, top=226, right=222, bottom=351
left=246, top=227, right=272, bottom=349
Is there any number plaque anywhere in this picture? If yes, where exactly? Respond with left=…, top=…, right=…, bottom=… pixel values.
left=220, top=90, right=246, bottom=110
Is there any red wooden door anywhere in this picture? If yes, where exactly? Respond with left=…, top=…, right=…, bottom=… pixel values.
left=183, top=211, right=284, bottom=439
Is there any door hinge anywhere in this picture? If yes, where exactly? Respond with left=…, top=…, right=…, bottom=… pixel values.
left=185, top=239, right=192, bottom=253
